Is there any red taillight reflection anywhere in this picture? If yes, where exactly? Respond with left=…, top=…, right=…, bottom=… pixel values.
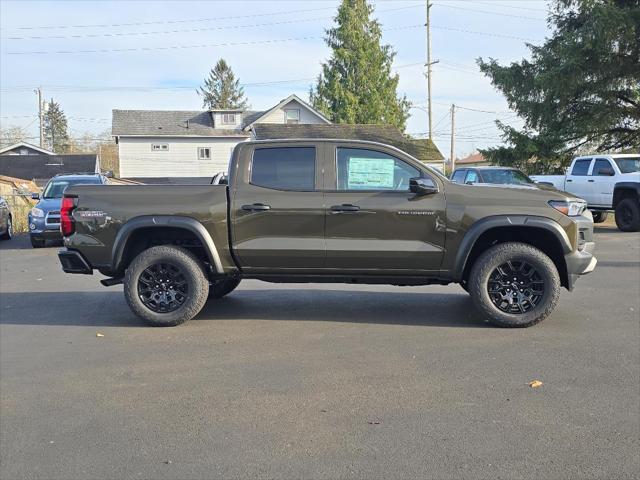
left=60, top=196, right=76, bottom=236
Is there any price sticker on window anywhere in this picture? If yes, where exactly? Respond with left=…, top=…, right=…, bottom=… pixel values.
left=347, top=157, right=395, bottom=189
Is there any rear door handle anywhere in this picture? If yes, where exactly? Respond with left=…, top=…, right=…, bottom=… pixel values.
left=330, top=204, right=360, bottom=213
left=241, top=203, right=271, bottom=212
left=566, top=179, right=573, bottom=182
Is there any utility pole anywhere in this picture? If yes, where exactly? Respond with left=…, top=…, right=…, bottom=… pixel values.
left=450, top=104, right=456, bottom=172
left=425, top=1, right=438, bottom=140
left=35, top=87, right=44, bottom=148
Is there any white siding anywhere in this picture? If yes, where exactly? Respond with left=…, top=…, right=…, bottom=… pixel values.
left=118, top=136, right=248, bottom=177
left=212, top=112, right=242, bottom=129
left=257, top=99, right=327, bottom=125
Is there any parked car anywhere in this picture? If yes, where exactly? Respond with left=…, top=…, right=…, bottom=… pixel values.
left=57, top=139, right=596, bottom=328
left=29, top=173, right=109, bottom=248
left=451, top=167, right=537, bottom=186
left=531, top=154, right=640, bottom=231
left=0, top=196, right=12, bottom=240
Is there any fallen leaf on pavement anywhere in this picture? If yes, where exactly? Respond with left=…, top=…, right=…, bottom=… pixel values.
left=96, top=333, right=105, bottom=337
left=367, top=420, right=381, bottom=425
left=528, top=380, right=543, bottom=388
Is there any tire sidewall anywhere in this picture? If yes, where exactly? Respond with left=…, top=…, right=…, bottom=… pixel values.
left=615, top=198, right=640, bottom=232
left=124, top=246, right=208, bottom=326
left=469, top=243, right=560, bottom=327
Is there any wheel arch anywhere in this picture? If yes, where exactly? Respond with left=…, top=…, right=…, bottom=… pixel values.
left=112, top=216, right=223, bottom=274
left=613, top=183, right=640, bottom=208
left=454, top=216, right=572, bottom=289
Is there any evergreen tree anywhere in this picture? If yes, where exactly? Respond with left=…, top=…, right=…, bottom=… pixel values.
left=310, top=0, right=410, bottom=130
left=43, top=99, right=69, bottom=153
left=478, top=0, right=639, bottom=171
left=198, top=59, right=249, bottom=110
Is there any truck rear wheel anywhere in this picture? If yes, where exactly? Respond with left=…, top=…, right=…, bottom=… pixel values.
left=615, top=198, right=640, bottom=232
left=468, top=242, right=560, bottom=328
left=208, top=278, right=241, bottom=299
left=124, top=245, right=209, bottom=327
left=591, top=211, right=608, bottom=223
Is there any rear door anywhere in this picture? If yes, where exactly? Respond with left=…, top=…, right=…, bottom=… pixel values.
left=230, top=143, right=325, bottom=272
left=323, top=144, right=446, bottom=273
left=565, top=158, right=593, bottom=201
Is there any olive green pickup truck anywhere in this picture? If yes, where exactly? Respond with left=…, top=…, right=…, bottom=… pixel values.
left=58, top=139, right=597, bottom=328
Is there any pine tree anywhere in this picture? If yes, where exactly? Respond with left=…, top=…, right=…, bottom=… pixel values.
left=310, top=0, right=410, bottom=131
left=43, top=99, right=69, bottom=153
left=198, top=59, right=249, bottom=110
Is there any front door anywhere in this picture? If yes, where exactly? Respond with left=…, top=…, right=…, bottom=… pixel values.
left=590, top=158, right=617, bottom=207
left=230, top=144, right=325, bottom=272
left=323, top=145, right=446, bottom=273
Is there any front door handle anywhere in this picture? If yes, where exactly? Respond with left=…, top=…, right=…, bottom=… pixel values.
left=242, top=203, right=271, bottom=212
left=566, top=179, right=573, bottom=182
left=588, top=179, right=595, bottom=182
left=330, top=204, right=360, bottom=213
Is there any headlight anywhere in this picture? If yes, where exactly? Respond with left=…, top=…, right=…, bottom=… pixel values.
left=30, top=207, right=44, bottom=218
left=548, top=200, right=587, bottom=216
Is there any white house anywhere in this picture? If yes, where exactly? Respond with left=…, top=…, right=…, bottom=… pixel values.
left=112, top=94, right=331, bottom=180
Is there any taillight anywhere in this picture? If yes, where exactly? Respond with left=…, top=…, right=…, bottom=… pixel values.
left=60, top=196, right=76, bottom=236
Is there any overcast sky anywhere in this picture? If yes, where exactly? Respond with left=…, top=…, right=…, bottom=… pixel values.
left=0, top=0, right=552, bottom=159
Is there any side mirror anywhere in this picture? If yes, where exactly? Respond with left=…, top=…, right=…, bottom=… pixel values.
left=409, top=177, right=439, bottom=195
left=103, top=170, right=114, bottom=178
left=598, top=168, right=615, bottom=176
left=31, top=192, right=40, bottom=200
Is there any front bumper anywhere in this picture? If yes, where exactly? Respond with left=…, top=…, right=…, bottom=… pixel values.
left=29, top=214, right=62, bottom=239
left=58, top=248, right=93, bottom=274
left=564, top=214, right=597, bottom=290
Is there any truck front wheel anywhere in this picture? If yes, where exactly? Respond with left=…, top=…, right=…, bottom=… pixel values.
left=615, top=198, right=640, bottom=232
left=124, top=245, right=209, bottom=326
left=468, top=242, right=560, bottom=328
left=591, top=211, right=608, bottom=223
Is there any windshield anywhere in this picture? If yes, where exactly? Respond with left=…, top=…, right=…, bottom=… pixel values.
left=479, top=169, right=534, bottom=185
left=42, top=178, right=100, bottom=198
left=614, top=157, right=640, bottom=174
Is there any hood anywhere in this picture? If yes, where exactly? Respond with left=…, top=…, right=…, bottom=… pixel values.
left=35, top=197, right=63, bottom=212
left=452, top=181, right=584, bottom=204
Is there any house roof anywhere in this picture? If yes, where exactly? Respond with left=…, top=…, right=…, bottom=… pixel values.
left=112, top=110, right=249, bottom=137
left=242, top=94, right=331, bottom=131
left=252, top=124, right=445, bottom=163
left=457, top=152, right=488, bottom=165
left=0, top=154, right=99, bottom=186
left=0, top=142, right=56, bottom=155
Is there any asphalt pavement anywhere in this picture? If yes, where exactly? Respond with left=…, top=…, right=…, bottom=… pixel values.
left=1, top=225, right=639, bottom=479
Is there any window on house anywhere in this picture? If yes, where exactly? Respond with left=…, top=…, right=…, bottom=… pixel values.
left=151, top=143, right=169, bottom=151
left=251, top=147, right=316, bottom=190
left=285, top=109, right=300, bottom=124
left=222, top=113, right=236, bottom=125
left=198, top=147, right=211, bottom=160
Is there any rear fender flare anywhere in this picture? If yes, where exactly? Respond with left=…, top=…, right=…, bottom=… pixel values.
left=112, top=215, right=223, bottom=273
left=452, top=215, right=572, bottom=281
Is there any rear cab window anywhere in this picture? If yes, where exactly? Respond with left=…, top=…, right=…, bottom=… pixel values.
left=570, top=158, right=592, bottom=176
left=251, top=147, right=316, bottom=191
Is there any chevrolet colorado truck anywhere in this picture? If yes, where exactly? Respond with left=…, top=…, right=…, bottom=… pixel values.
left=57, top=139, right=597, bottom=328
left=531, top=154, right=640, bottom=231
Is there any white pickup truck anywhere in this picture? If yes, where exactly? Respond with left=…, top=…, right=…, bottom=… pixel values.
left=531, top=154, right=640, bottom=231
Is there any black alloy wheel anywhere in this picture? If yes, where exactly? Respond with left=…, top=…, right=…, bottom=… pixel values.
left=137, top=262, right=188, bottom=313
left=487, top=260, right=544, bottom=314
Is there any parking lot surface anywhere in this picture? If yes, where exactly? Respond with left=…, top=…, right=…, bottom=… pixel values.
left=1, top=225, right=639, bottom=479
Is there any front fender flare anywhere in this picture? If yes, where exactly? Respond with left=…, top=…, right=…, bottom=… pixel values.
left=452, top=215, right=572, bottom=281
left=111, top=215, right=223, bottom=273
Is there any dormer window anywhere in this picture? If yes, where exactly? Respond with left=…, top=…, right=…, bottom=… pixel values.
left=222, top=113, right=236, bottom=125
left=285, top=109, right=300, bottom=124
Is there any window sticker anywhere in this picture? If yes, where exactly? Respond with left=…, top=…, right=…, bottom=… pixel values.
left=347, top=157, right=395, bottom=189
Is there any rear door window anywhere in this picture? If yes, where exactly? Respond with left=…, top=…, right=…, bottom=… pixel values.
left=451, top=170, right=466, bottom=183
left=570, top=159, right=592, bottom=176
left=251, top=147, right=316, bottom=191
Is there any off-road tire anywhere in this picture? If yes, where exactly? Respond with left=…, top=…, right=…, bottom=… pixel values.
left=30, top=236, right=45, bottom=248
left=615, top=198, right=640, bottom=232
left=208, top=278, right=241, bottom=299
left=591, top=211, right=608, bottom=224
left=0, top=215, right=12, bottom=240
left=124, top=245, right=209, bottom=327
left=468, top=242, right=561, bottom=328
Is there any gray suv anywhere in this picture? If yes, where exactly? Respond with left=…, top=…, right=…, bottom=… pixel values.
left=29, top=174, right=108, bottom=248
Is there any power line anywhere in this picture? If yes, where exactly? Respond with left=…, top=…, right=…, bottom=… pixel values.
left=434, top=3, right=545, bottom=21
left=3, top=4, right=423, bottom=41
